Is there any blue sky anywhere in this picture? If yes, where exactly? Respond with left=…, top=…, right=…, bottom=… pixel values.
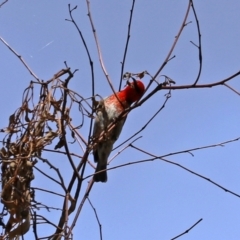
left=1, top=0, right=240, bottom=239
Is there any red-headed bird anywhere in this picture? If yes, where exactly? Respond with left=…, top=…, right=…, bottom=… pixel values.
left=93, top=80, right=145, bottom=182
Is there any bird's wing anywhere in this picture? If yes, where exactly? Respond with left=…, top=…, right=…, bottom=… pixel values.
left=92, top=100, right=110, bottom=163
left=92, top=100, right=107, bottom=137
left=110, top=117, right=127, bottom=141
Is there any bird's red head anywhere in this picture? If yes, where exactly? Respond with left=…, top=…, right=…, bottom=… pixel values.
left=120, top=80, right=145, bottom=105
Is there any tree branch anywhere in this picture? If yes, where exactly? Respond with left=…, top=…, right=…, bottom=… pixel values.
left=0, top=36, right=40, bottom=82
left=171, top=218, right=203, bottom=240
left=119, top=0, right=136, bottom=90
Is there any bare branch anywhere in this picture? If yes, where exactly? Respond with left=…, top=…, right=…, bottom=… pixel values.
left=119, top=0, right=136, bottom=90
left=144, top=0, right=192, bottom=95
left=138, top=70, right=240, bottom=108
left=161, top=137, right=240, bottom=158
left=66, top=179, right=94, bottom=239
left=0, top=0, right=8, bottom=8
left=223, top=82, right=240, bottom=96
left=87, top=197, right=103, bottom=240
left=109, top=136, right=142, bottom=164
left=85, top=0, right=116, bottom=93
left=161, top=70, right=240, bottom=90
left=32, top=187, right=65, bottom=198
left=33, top=211, right=39, bottom=239
left=130, top=143, right=240, bottom=198
left=171, top=218, right=203, bottom=240
left=190, top=0, right=203, bottom=85
left=0, top=36, right=40, bottom=82
left=66, top=4, right=95, bottom=141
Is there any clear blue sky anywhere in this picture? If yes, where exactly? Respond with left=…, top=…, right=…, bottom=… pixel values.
left=1, top=0, right=240, bottom=239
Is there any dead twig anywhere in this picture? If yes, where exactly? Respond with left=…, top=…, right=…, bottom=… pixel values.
left=0, top=36, right=40, bottom=82
left=119, top=0, right=136, bottom=90
left=170, top=218, right=203, bottom=240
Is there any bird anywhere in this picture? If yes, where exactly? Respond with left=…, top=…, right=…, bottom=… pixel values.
left=92, top=79, right=145, bottom=182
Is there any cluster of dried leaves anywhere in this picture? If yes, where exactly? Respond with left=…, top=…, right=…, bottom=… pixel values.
left=0, top=68, right=91, bottom=239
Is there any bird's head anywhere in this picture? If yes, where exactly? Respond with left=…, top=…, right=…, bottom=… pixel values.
left=122, top=80, right=145, bottom=105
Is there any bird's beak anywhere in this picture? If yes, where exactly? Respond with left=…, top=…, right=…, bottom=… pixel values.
left=126, top=80, right=131, bottom=86
left=131, top=77, right=141, bottom=93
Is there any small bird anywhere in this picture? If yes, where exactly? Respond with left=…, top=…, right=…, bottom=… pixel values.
left=93, top=80, right=145, bottom=182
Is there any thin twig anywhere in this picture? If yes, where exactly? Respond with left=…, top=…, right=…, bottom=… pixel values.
left=119, top=0, right=136, bottom=90
left=85, top=0, right=116, bottom=94
left=0, top=0, right=8, bottom=8
left=56, top=150, right=90, bottom=237
left=67, top=179, right=94, bottom=238
left=170, top=218, right=203, bottom=240
left=223, top=83, right=240, bottom=96
left=32, top=187, right=65, bottom=198
left=32, top=202, right=62, bottom=212
left=109, top=136, right=142, bottom=164
left=52, top=69, right=84, bottom=239
left=60, top=67, right=82, bottom=182
left=0, top=36, right=40, bottom=82
left=87, top=197, right=103, bottom=240
left=191, top=0, right=203, bottom=85
left=66, top=4, right=95, bottom=141
left=35, top=214, right=61, bottom=231
left=36, top=156, right=68, bottom=192
left=34, top=166, right=63, bottom=187
left=43, top=148, right=83, bottom=159
left=85, top=135, right=240, bottom=199
left=161, top=70, right=240, bottom=90
left=139, top=70, right=240, bottom=107
left=130, top=143, right=240, bottom=198
left=144, top=0, right=192, bottom=94
left=33, top=211, right=39, bottom=240
left=161, top=136, right=240, bottom=158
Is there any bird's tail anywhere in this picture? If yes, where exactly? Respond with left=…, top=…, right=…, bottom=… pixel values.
left=94, top=163, right=107, bottom=182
